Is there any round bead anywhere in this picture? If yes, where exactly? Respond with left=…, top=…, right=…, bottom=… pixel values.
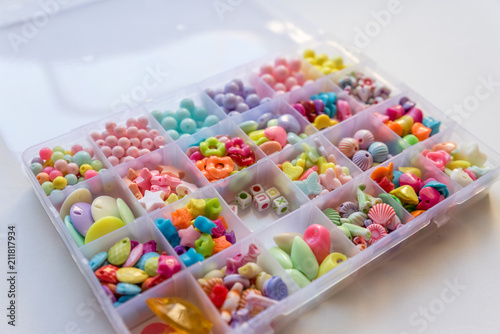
left=179, top=98, right=195, bottom=112
left=260, top=63, right=274, bottom=75
left=153, top=136, right=167, bottom=147
left=114, top=126, right=127, bottom=138
left=192, top=106, right=208, bottom=122
left=180, top=118, right=197, bottom=134
left=52, top=146, right=64, bottom=153
left=53, top=176, right=67, bottom=190
left=100, top=146, right=112, bottom=157
left=117, top=137, right=130, bottom=149
left=105, top=121, right=117, bottom=133
left=141, top=138, right=154, bottom=150
left=352, top=150, right=373, bottom=171
left=274, top=82, right=287, bottom=92
left=353, top=129, right=375, bottom=150
left=224, top=82, right=239, bottom=94
left=54, top=159, right=68, bottom=172
left=73, top=151, right=92, bottom=166
left=175, top=108, right=191, bottom=121
left=95, top=139, right=105, bottom=147
left=166, top=130, right=180, bottom=140
left=105, top=135, right=117, bottom=148
left=84, top=147, right=94, bottom=158
left=79, top=164, right=93, bottom=176
left=129, top=138, right=141, bottom=147
left=112, top=146, right=125, bottom=159
left=36, top=172, right=50, bottom=185
left=90, top=160, right=103, bottom=171
left=261, top=73, right=275, bottom=86
left=51, top=151, right=65, bottom=162
left=137, top=129, right=149, bottom=140
left=139, top=149, right=150, bottom=156
left=65, top=174, right=78, bottom=185
left=108, top=156, right=119, bottom=166
left=203, top=115, right=219, bottom=128
left=49, top=170, right=63, bottom=181
left=126, top=146, right=140, bottom=158
left=368, top=142, right=389, bottom=163
left=288, top=57, right=302, bottom=72
left=214, top=93, right=224, bottom=106
left=126, top=126, right=139, bottom=138
left=90, top=131, right=102, bottom=141
left=274, top=65, right=289, bottom=82
left=85, top=170, right=98, bottom=180
left=71, top=145, right=83, bottom=155
left=30, top=162, right=43, bottom=175
left=148, top=129, right=159, bottom=138
left=245, top=94, right=261, bottom=109
left=235, top=103, right=249, bottom=112
left=41, top=181, right=54, bottom=195
left=137, top=116, right=149, bottom=129
left=66, top=163, right=79, bottom=175
left=223, top=93, right=238, bottom=110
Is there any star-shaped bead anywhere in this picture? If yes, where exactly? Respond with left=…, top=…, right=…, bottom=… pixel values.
left=138, top=190, right=166, bottom=213
left=178, top=225, right=201, bottom=248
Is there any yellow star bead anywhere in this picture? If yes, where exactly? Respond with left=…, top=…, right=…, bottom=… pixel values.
left=186, top=198, right=206, bottom=218
left=398, top=167, right=422, bottom=178
left=165, top=193, right=179, bottom=205
left=312, top=114, right=339, bottom=130
left=282, top=162, right=303, bottom=181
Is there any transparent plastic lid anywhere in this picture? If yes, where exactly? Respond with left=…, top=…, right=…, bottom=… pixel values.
left=0, top=0, right=333, bottom=158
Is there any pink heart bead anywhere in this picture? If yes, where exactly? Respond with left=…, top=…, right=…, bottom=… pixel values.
left=417, top=186, right=441, bottom=210
left=304, top=224, right=331, bottom=264
left=424, top=150, right=450, bottom=170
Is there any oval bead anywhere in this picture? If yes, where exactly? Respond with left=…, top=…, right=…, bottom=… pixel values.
left=116, top=282, right=141, bottom=295
left=268, top=247, right=293, bottom=269
left=108, top=238, right=132, bottom=266
left=91, top=195, right=121, bottom=221
left=144, top=256, right=160, bottom=277
left=317, top=253, right=348, bottom=278
left=290, top=236, right=318, bottom=280
left=89, top=251, right=107, bottom=271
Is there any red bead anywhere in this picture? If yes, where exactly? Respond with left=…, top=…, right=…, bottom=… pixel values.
left=95, top=265, right=119, bottom=284
left=376, top=176, right=395, bottom=193
left=209, top=283, right=228, bottom=309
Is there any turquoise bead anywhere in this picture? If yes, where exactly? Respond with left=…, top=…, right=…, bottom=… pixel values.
left=89, top=251, right=107, bottom=271
left=73, top=151, right=92, bottom=166
left=180, top=118, right=197, bottom=134
left=192, top=106, right=208, bottom=121
left=422, top=117, right=441, bottom=136
left=179, top=133, right=190, bottom=139
left=30, top=162, right=43, bottom=175
left=180, top=98, right=195, bottom=112
left=175, top=108, right=191, bottom=122
left=161, top=116, right=178, bottom=130
left=117, top=295, right=136, bottom=303
left=41, top=181, right=54, bottom=195
left=51, top=151, right=65, bottom=162
left=193, top=216, right=216, bottom=235
left=155, top=218, right=180, bottom=247
left=64, top=215, right=84, bottom=247
left=239, top=120, right=258, bottom=134
left=116, top=283, right=141, bottom=295
left=180, top=248, right=204, bottom=267
left=151, top=110, right=164, bottom=122
left=90, top=160, right=103, bottom=171
left=392, top=171, right=403, bottom=188
left=166, top=129, right=180, bottom=140
left=162, top=110, right=176, bottom=119
left=203, top=115, right=219, bottom=127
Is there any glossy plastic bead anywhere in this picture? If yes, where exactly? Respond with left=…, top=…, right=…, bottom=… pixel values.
left=290, top=236, right=318, bottom=280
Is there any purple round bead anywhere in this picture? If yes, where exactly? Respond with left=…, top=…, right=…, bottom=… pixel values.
left=245, top=94, right=260, bottom=109
left=224, top=82, right=239, bottom=94
left=214, top=93, right=224, bottom=106
left=223, top=93, right=238, bottom=110
left=235, top=103, right=249, bottom=113
left=204, top=88, right=215, bottom=99
left=243, top=85, right=256, bottom=97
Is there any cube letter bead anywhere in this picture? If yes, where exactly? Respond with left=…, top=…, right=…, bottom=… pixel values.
left=253, top=193, right=271, bottom=211
left=265, top=187, right=281, bottom=200
left=236, top=191, right=252, bottom=209
left=249, top=184, right=265, bottom=196
left=229, top=204, right=238, bottom=216
left=272, top=196, right=289, bottom=216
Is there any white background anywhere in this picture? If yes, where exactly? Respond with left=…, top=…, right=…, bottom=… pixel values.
left=1, top=0, right=500, bottom=333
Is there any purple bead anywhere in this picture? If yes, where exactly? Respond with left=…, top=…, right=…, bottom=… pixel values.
left=32, top=157, right=44, bottom=164
left=222, top=107, right=230, bottom=114
left=235, top=103, right=249, bottom=113
left=214, top=93, right=224, bottom=106
left=245, top=94, right=260, bottom=109
left=338, top=201, right=359, bottom=218
left=260, top=97, right=271, bottom=105
left=313, top=99, right=325, bottom=113
left=224, top=230, right=236, bottom=244
left=232, top=79, right=244, bottom=91
left=364, top=219, right=373, bottom=228
left=69, top=202, right=93, bottom=236
left=223, top=93, right=238, bottom=110
left=223, top=274, right=250, bottom=289
left=174, top=245, right=187, bottom=255
left=235, top=95, right=244, bottom=104
left=243, top=85, right=256, bottom=97
left=257, top=112, right=274, bottom=129
left=204, top=88, right=215, bottom=99
left=400, top=97, right=416, bottom=111
left=142, top=240, right=157, bottom=254
left=214, top=87, right=223, bottom=95
left=262, top=276, right=288, bottom=301
left=130, top=240, right=139, bottom=250
left=224, top=82, right=239, bottom=94
left=102, top=285, right=116, bottom=303
left=231, top=309, right=250, bottom=328
left=228, top=111, right=241, bottom=117
left=277, top=114, right=300, bottom=134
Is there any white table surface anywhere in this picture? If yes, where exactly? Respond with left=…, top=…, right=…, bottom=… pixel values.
left=1, top=0, right=500, bottom=333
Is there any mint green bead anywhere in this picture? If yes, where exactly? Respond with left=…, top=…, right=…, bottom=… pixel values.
left=50, top=189, right=61, bottom=196
left=52, top=146, right=65, bottom=153
left=403, top=134, right=419, bottom=146
left=267, top=119, right=279, bottom=127
left=90, top=159, right=103, bottom=171
left=239, top=120, right=258, bottom=134
left=65, top=174, right=78, bottom=185
left=299, top=133, right=308, bottom=139
left=161, top=116, right=178, bottom=130
left=341, top=166, right=350, bottom=176
left=151, top=110, right=164, bottom=122
left=98, top=168, right=107, bottom=174
left=73, top=151, right=91, bottom=166
left=166, top=129, right=180, bottom=140
left=180, top=98, right=195, bottom=112
left=175, top=108, right=191, bottom=122
left=51, top=151, right=65, bottom=162
left=77, top=177, right=86, bottom=183
left=192, top=106, right=208, bottom=121
left=180, top=118, right=197, bottom=134
left=203, top=115, right=219, bottom=127
left=30, top=162, right=43, bottom=175
left=64, top=154, right=74, bottom=163
left=41, top=181, right=54, bottom=195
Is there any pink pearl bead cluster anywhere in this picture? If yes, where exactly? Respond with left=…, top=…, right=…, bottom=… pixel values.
left=258, top=57, right=313, bottom=94
left=90, top=116, right=167, bottom=166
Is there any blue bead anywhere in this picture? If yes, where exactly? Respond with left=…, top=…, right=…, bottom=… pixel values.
left=203, top=115, right=219, bottom=127
left=151, top=110, right=164, bottom=122
left=89, top=251, right=107, bottom=271
left=116, top=283, right=141, bottom=295
left=192, top=106, right=208, bottom=122
left=161, top=116, right=178, bottom=130
left=135, top=252, right=159, bottom=270
left=293, top=172, right=322, bottom=197
left=180, top=98, right=195, bottom=112
left=155, top=218, right=180, bottom=246
left=422, top=117, right=441, bottom=136
left=193, top=216, right=216, bottom=234
left=422, top=181, right=449, bottom=198
left=118, top=295, right=137, bottom=303
left=175, top=108, right=191, bottom=122
left=180, top=118, right=197, bottom=134
left=368, top=142, right=389, bottom=163
left=180, top=248, right=204, bottom=267
left=392, top=171, right=403, bottom=188
left=166, top=129, right=180, bottom=140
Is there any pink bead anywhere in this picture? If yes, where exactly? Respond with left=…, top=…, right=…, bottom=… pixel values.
left=294, top=72, right=306, bottom=85
left=71, top=145, right=83, bottom=155
left=284, top=77, right=298, bottom=90
left=293, top=103, right=306, bottom=116
left=264, top=126, right=287, bottom=147
left=130, top=138, right=141, bottom=148
left=399, top=173, right=423, bottom=194
left=112, top=146, right=125, bottom=159
left=464, top=169, right=477, bottom=181
left=126, top=146, right=140, bottom=158
left=39, top=147, right=52, bottom=160
left=105, top=121, right=116, bottom=134
left=290, top=85, right=302, bottom=91
left=274, top=82, right=287, bottom=92
left=54, top=160, right=68, bottom=173
left=137, top=116, right=149, bottom=129
left=118, top=137, right=131, bottom=149
left=299, top=165, right=319, bottom=181
left=90, top=131, right=102, bottom=141
left=260, top=64, right=274, bottom=76
left=108, top=156, right=119, bottom=166
left=114, top=126, right=127, bottom=138
left=43, top=167, right=55, bottom=174
left=95, top=139, right=106, bottom=147
left=274, top=57, right=288, bottom=67
left=137, top=129, right=149, bottom=140
left=105, top=135, right=118, bottom=148
left=84, top=169, right=98, bottom=180
left=304, top=224, right=331, bottom=264
left=139, top=149, right=150, bottom=156
left=126, top=126, right=139, bottom=138
left=260, top=73, right=275, bottom=87
left=288, top=57, right=302, bottom=72
left=273, top=65, right=289, bottom=82
left=303, top=79, right=314, bottom=86
left=148, top=129, right=159, bottom=139
left=67, top=163, right=79, bottom=175
left=101, top=130, right=109, bottom=138
left=416, top=187, right=441, bottom=210
left=84, top=147, right=94, bottom=158
left=100, top=146, right=112, bottom=157
left=154, top=136, right=166, bottom=148
left=126, top=118, right=138, bottom=128
left=141, top=138, right=154, bottom=150
left=386, top=105, right=405, bottom=121
left=49, top=170, right=63, bottom=181
left=121, top=156, right=135, bottom=164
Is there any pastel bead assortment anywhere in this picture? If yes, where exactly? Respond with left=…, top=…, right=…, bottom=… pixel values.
left=155, top=197, right=234, bottom=264
left=258, top=56, right=313, bottom=94
left=189, top=135, right=258, bottom=181
left=337, top=71, right=391, bottom=105
left=91, top=117, right=167, bottom=166
left=60, top=188, right=135, bottom=245
left=197, top=243, right=288, bottom=327
left=374, top=97, right=441, bottom=145
left=292, top=91, right=353, bottom=130
left=31, top=145, right=104, bottom=195
left=302, top=49, right=347, bottom=75
left=337, top=129, right=390, bottom=171
left=233, top=184, right=290, bottom=216
left=205, top=79, right=269, bottom=115
left=277, top=140, right=353, bottom=199
left=90, top=237, right=181, bottom=307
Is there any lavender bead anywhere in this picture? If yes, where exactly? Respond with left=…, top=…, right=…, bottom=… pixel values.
left=224, top=230, right=236, bottom=244
left=102, top=285, right=116, bottom=303
left=214, top=93, right=224, bottom=106
left=232, top=79, right=244, bottom=91
left=174, top=245, right=187, bottom=255
left=235, top=103, right=249, bottom=113
left=245, top=94, right=260, bottom=108
left=223, top=274, right=250, bottom=289
left=224, top=82, right=239, bottom=94
left=223, top=93, right=238, bottom=110
left=278, top=114, right=300, bottom=134
left=262, top=276, right=288, bottom=301
left=243, top=85, right=256, bottom=97
left=228, top=111, right=241, bottom=117
left=260, top=97, right=271, bottom=105
left=69, top=202, right=93, bottom=236
left=364, top=219, right=373, bottom=228
left=235, top=95, right=244, bottom=104
left=313, top=99, right=325, bottom=113
left=214, top=87, right=224, bottom=95
left=204, top=88, right=215, bottom=98
left=338, top=201, right=359, bottom=218
left=257, top=112, right=274, bottom=129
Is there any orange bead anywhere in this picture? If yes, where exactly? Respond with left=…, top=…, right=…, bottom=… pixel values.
left=386, top=121, right=403, bottom=137
left=195, top=158, right=208, bottom=171
left=212, top=236, right=232, bottom=254
left=36, top=172, right=50, bottom=185
left=171, top=207, right=193, bottom=230
left=371, top=162, right=393, bottom=181
left=205, top=156, right=234, bottom=179
left=128, top=183, right=143, bottom=200
left=219, top=216, right=228, bottom=229
left=432, top=141, right=457, bottom=154
left=411, top=123, right=432, bottom=142
left=411, top=210, right=426, bottom=218
left=127, top=168, right=139, bottom=180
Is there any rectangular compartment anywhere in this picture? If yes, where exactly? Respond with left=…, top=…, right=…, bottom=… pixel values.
left=213, top=159, right=310, bottom=231
left=296, top=40, right=362, bottom=74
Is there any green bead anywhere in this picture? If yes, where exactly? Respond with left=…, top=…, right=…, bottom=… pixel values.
left=204, top=198, right=222, bottom=220
left=41, top=181, right=54, bottom=195
left=379, top=193, right=405, bottom=220
left=180, top=98, right=195, bottom=112
left=108, top=237, right=131, bottom=265
left=255, top=137, right=269, bottom=146
left=403, top=134, right=419, bottom=146
left=269, top=247, right=293, bottom=269
left=78, top=177, right=86, bottom=183
left=323, top=208, right=341, bottom=226
left=151, top=110, right=164, bottom=122
left=301, top=143, right=320, bottom=163
left=342, top=223, right=371, bottom=239
left=144, top=257, right=159, bottom=277
left=239, top=120, right=258, bottom=134
left=299, top=133, right=308, bottom=139
left=192, top=106, right=208, bottom=122
left=30, top=162, right=43, bottom=175
left=285, top=268, right=311, bottom=288
left=64, top=216, right=84, bottom=247
left=175, top=108, right=191, bottom=122
left=290, top=236, right=318, bottom=280
left=51, top=151, right=65, bottom=162
left=404, top=204, right=417, bottom=212
left=65, top=174, right=78, bottom=185
left=52, top=146, right=65, bottom=153
left=267, top=119, right=279, bottom=127
left=195, top=233, right=214, bottom=257
left=161, top=116, right=178, bottom=130
left=357, top=184, right=382, bottom=213
left=337, top=225, right=352, bottom=240
left=90, top=160, right=103, bottom=171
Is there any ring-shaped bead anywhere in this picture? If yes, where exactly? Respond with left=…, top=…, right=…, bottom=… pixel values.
left=205, top=156, right=234, bottom=179
left=200, top=137, right=227, bottom=157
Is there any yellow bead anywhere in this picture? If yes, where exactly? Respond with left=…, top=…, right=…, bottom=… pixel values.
left=317, top=253, right=348, bottom=278
left=165, top=193, right=179, bottom=205
left=323, top=60, right=336, bottom=69
left=64, top=150, right=72, bottom=155
left=398, top=167, right=422, bottom=178
left=248, top=130, right=265, bottom=141
left=305, top=57, right=317, bottom=65
left=296, top=157, right=306, bottom=170
left=85, top=217, right=126, bottom=244
left=255, top=137, right=269, bottom=146
left=314, top=65, right=322, bottom=71
left=317, top=156, right=336, bottom=174
left=282, top=162, right=303, bottom=181
left=312, top=114, right=338, bottom=130
left=446, top=160, right=471, bottom=170
left=315, top=54, right=328, bottom=65
left=320, top=67, right=333, bottom=75
left=394, top=115, right=414, bottom=137
left=390, top=185, right=419, bottom=206
left=44, top=159, right=54, bottom=167
left=331, top=56, right=344, bottom=69
left=303, top=49, right=315, bottom=59
left=116, top=267, right=148, bottom=284
left=79, top=164, right=93, bottom=176
left=53, top=176, right=67, bottom=190
left=186, top=198, right=206, bottom=218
